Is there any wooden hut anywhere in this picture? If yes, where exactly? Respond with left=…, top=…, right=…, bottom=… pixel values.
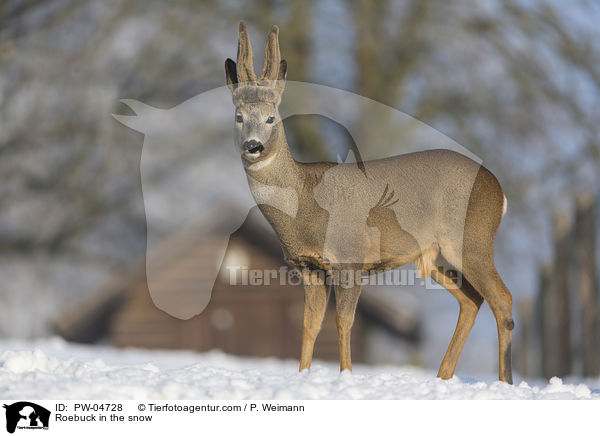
left=54, top=207, right=419, bottom=363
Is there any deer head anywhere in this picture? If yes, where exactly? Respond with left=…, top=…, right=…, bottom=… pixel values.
left=225, top=22, right=287, bottom=167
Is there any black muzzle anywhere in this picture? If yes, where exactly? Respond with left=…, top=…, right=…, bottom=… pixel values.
left=243, top=140, right=264, bottom=154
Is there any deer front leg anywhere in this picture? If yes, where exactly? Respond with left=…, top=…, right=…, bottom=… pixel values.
left=299, top=270, right=329, bottom=371
left=333, top=275, right=362, bottom=372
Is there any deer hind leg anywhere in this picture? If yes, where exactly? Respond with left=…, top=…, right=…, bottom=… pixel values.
left=333, top=273, right=362, bottom=372
left=299, top=270, right=329, bottom=371
left=462, top=257, right=514, bottom=384
left=430, top=265, right=483, bottom=380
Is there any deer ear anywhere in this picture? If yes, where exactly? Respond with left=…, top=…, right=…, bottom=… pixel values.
left=275, top=59, right=287, bottom=94
left=225, top=58, right=238, bottom=93
left=278, top=59, right=287, bottom=80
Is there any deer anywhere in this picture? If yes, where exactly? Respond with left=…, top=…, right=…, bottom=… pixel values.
left=224, top=22, right=514, bottom=383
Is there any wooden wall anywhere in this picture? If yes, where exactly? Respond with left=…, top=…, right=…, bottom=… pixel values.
left=108, top=238, right=366, bottom=363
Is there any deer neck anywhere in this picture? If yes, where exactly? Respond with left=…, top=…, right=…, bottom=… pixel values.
left=243, top=124, right=301, bottom=190
left=244, top=125, right=303, bottom=221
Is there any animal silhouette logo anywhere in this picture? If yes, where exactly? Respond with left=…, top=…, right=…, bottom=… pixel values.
left=112, top=22, right=481, bottom=323
left=113, top=83, right=477, bottom=320
left=3, top=402, right=50, bottom=433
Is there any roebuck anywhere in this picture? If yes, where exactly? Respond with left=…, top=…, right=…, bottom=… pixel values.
left=225, top=22, right=513, bottom=383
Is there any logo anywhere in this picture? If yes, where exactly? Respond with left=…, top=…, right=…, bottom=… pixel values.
left=3, top=402, right=50, bottom=433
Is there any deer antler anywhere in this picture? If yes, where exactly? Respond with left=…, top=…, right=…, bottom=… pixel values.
left=260, top=25, right=280, bottom=81
left=225, top=22, right=287, bottom=94
left=236, top=21, right=257, bottom=83
left=259, top=24, right=287, bottom=94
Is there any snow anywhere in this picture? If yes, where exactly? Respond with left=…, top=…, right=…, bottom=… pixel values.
left=0, top=338, right=597, bottom=400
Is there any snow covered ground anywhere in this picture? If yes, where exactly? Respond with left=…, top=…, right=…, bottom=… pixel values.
left=0, top=337, right=597, bottom=400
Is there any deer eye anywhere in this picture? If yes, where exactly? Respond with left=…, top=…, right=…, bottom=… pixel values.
left=235, top=114, right=243, bottom=123
left=266, top=116, right=275, bottom=124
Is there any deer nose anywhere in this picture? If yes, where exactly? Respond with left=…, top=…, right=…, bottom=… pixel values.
left=243, top=140, right=264, bottom=153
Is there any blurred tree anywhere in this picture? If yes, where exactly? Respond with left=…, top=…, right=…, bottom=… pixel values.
left=574, top=194, right=599, bottom=377
left=541, top=214, right=572, bottom=378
